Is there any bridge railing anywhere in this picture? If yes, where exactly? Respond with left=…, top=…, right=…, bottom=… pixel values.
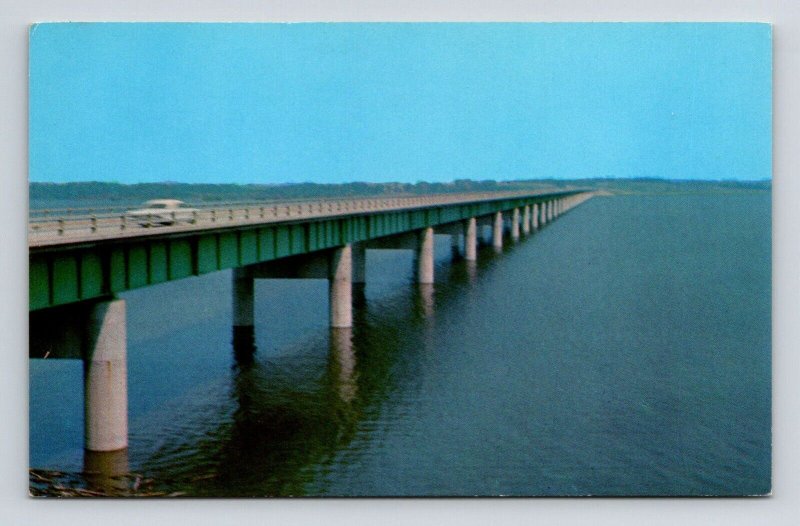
left=29, top=189, right=576, bottom=244
left=28, top=193, right=437, bottom=220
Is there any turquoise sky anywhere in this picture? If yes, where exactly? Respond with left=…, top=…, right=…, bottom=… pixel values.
left=29, top=23, right=771, bottom=184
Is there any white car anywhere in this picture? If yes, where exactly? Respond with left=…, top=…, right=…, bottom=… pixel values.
left=126, top=199, right=198, bottom=227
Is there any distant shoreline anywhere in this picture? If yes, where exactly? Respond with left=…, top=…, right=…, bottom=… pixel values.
left=29, top=178, right=771, bottom=209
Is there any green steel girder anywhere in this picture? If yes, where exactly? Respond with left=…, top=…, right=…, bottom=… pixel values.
left=29, top=192, right=582, bottom=311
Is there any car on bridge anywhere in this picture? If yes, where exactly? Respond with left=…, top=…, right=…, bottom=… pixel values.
left=126, top=199, right=198, bottom=227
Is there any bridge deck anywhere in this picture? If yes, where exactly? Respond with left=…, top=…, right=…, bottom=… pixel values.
left=29, top=190, right=570, bottom=248
left=29, top=189, right=587, bottom=311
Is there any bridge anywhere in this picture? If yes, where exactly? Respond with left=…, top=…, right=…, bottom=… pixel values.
left=29, top=188, right=593, bottom=483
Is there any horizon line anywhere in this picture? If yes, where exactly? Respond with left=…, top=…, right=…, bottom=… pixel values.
left=29, top=177, right=773, bottom=186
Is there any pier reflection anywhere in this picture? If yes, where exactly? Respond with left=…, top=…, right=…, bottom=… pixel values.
left=465, top=261, right=477, bottom=284
left=83, top=448, right=129, bottom=493
left=416, top=283, right=435, bottom=319
left=115, top=253, right=495, bottom=496
left=330, top=328, right=357, bottom=403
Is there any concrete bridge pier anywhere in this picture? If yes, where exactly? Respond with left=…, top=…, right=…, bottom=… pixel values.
left=416, top=227, right=435, bottom=284
left=330, top=244, right=353, bottom=328
left=547, top=200, right=554, bottom=222
left=511, top=208, right=520, bottom=241
left=539, top=202, right=546, bottom=226
left=522, top=205, right=531, bottom=235
left=465, top=217, right=477, bottom=261
left=493, top=212, right=503, bottom=251
left=532, top=203, right=539, bottom=229
left=83, top=299, right=129, bottom=477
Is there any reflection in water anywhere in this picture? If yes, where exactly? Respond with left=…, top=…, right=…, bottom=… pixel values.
left=465, top=261, right=477, bottom=284
left=417, top=283, right=435, bottom=319
left=83, top=448, right=129, bottom=493
left=30, top=194, right=772, bottom=496
left=149, top=322, right=370, bottom=495
left=34, top=226, right=558, bottom=497
left=330, top=328, right=357, bottom=403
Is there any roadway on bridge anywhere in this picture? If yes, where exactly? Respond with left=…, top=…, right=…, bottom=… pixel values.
left=29, top=189, right=573, bottom=248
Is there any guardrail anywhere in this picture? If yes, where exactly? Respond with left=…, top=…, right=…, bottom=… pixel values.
left=28, top=193, right=433, bottom=220
left=29, top=189, right=577, bottom=246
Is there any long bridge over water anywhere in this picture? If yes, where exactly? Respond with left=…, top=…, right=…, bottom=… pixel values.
left=29, top=189, right=593, bottom=482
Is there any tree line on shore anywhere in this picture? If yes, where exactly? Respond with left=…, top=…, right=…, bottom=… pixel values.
left=30, top=178, right=770, bottom=208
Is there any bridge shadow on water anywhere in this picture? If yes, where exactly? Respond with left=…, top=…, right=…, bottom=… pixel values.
left=29, top=217, right=552, bottom=497
left=118, top=236, right=522, bottom=497
left=31, top=195, right=773, bottom=497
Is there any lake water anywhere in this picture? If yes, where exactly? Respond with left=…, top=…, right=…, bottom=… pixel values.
left=29, top=192, right=771, bottom=496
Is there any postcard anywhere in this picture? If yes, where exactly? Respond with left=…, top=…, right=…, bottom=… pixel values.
left=28, top=22, right=771, bottom=497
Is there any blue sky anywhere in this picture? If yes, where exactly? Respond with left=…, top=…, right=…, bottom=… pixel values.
left=29, top=23, right=771, bottom=184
